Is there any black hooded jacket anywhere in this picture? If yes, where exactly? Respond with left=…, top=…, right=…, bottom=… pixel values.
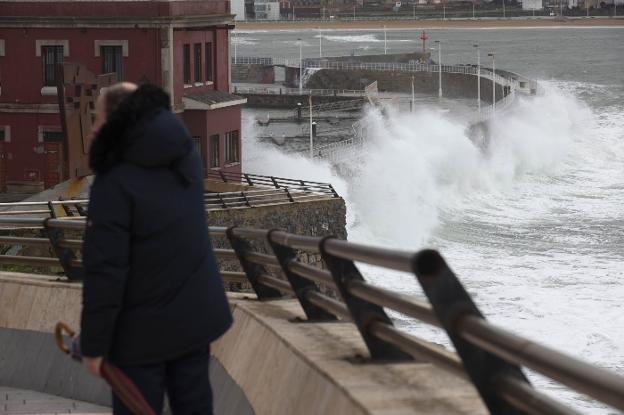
left=80, top=85, right=232, bottom=365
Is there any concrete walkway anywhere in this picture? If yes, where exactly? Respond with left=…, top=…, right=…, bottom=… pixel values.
left=0, top=387, right=110, bottom=415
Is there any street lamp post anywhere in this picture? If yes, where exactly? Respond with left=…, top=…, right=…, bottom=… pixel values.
left=298, top=38, right=303, bottom=95
left=309, top=95, right=313, bottom=158
left=411, top=75, right=415, bottom=112
left=318, top=27, right=322, bottom=58
left=488, top=52, right=495, bottom=112
left=474, top=44, right=481, bottom=113
left=435, top=40, right=442, bottom=98
left=503, top=0, right=506, bottom=18
left=413, top=2, right=416, bottom=19
left=384, top=26, right=387, bottom=55
left=353, top=5, right=356, bottom=20
left=472, top=0, right=475, bottom=18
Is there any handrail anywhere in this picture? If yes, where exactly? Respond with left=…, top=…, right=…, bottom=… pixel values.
left=0, top=217, right=621, bottom=414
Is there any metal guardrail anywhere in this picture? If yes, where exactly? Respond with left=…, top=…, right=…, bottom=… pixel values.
left=205, top=170, right=340, bottom=195
left=0, top=173, right=339, bottom=218
left=1, top=218, right=622, bottom=414
left=233, top=85, right=368, bottom=97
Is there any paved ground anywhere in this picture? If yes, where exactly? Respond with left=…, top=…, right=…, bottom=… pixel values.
left=0, top=387, right=110, bottom=415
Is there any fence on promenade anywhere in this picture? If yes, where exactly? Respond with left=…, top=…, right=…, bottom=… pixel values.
left=0, top=173, right=339, bottom=219
left=0, top=215, right=623, bottom=415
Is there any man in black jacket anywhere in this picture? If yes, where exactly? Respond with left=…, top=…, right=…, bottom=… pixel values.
left=81, top=83, right=232, bottom=414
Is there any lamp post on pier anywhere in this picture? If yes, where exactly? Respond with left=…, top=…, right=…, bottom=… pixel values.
left=488, top=52, right=495, bottom=112
left=434, top=40, right=441, bottom=98
left=384, top=26, right=387, bottom=55
left=318, top=27, right=322, bottom=58
left=474, top=44, right=481, bottom=113
left=298, top=38, right=303, bottom=95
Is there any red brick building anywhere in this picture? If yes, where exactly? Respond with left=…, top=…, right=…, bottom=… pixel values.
left=0, top=0, right=244, bottom=191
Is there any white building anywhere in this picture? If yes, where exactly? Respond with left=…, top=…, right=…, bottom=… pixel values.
left=254, top=0, right=280, bottom=20
left=522, top=0, right=543, bottom=9
left=231, top=0, right=246, bottom=20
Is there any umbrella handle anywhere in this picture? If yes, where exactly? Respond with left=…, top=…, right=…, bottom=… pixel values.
left=54, top=322, right=76, bottom=355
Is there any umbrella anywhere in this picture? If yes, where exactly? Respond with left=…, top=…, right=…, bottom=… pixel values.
left=54, top=322, right=157, bottom=415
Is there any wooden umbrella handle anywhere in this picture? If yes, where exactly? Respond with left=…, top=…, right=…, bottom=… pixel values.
left=54, top=322, right=76, bottom=355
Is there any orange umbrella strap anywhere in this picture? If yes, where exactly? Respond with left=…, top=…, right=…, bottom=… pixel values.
left=54, top=322, right=76, bottom=355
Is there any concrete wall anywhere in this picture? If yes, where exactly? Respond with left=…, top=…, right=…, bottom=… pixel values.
left=0, top=274, right=255, bottom=414
left=0, top=275, right=488, bottom=415
left=305, top=69, right=505, bottom=104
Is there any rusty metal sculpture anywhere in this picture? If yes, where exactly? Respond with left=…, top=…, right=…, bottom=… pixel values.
left=57, top=63, right=116, bottom=181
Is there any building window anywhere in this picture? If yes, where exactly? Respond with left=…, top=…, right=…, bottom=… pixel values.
left=183, top=44, right=191, bottom=85
left=205, top=43, right=213, bottom=82
left=209, top=134, right=219, bottom=168
left=43, top=131, right=64, bottom=142
left=101, top=46, right=124, bottom=81
left=191, top=136, right=206, bottom=169
left=42, top=45, right=64, bottom=86
left=194, top=43, right=202, bottom=83
left=0, top=129, right=5, bottom=142
left=224, top=131, right=239, bottom=164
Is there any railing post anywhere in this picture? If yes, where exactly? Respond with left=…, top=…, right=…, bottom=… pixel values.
left=217, top=193, right=227, bottom=209
left=267, top=230, right=337, bottom=321
left=270, top=176, right=279, bottom=189
left=284, top=188, right=294, bottom=202
left=226, top=227, right=283, bottom=300
left=74, top=203, right=87, bottom=216
left=243, top=173, right=253, bottom=186
left=328, top=184, right=339, bottom=198
left=411, top=249, right=530, bottom=415
left=219, top=170, right=227, bottom=182
left=47, top=201, right=57, bottom=219
left=241, top=191, right=251, bottom=207
left=43, top=218, right=83, bottom=281
left=319, top=236, right=412, bottom=361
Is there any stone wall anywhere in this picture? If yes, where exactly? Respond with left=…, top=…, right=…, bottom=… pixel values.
left=207, top=197, right=346, bottom=239
left=305, top=69, right=506, bottom=103
left=231, top=64, right=275, bottom=84
left=207, top=197, right=346, bottom=293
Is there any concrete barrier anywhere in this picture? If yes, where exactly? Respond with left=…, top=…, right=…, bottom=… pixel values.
left=0, top=272, right=487, bottom=414
left=0, top=274, right=254, bottom=414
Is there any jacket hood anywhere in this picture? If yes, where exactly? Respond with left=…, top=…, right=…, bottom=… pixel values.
left=89, top=84, right=194, bottom=183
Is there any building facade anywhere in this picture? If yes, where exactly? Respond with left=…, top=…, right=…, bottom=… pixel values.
left=0, top=0, right=244, bottom=191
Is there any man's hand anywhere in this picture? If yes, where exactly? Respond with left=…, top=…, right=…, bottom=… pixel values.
left=83, top=356, right=103, bottom=378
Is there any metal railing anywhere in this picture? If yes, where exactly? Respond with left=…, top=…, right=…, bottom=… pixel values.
left=0, top=173, right=339, bottom=219
left=1, top=218, right=622, bottom=414
left=205, top=170, right=339, bottom=195
left=234, top=56, right=519, bottom=90
left=233, top=85, right=369, bottom=97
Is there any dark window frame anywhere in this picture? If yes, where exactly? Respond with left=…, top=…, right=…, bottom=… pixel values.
left=209, top=134, right=220, bottom=168
left=193, top=43, right=202, bottom=83
left=205, top=43, right=213, bottom=82
left=42, top=130, right=64, bottom=142
left=101, top=45, right=124, bottom=82
left=183, top=44, right=191, bottom=84
left=224, top=131, right=239, bottom=164
left=42, top=45, right=64, bottom=87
